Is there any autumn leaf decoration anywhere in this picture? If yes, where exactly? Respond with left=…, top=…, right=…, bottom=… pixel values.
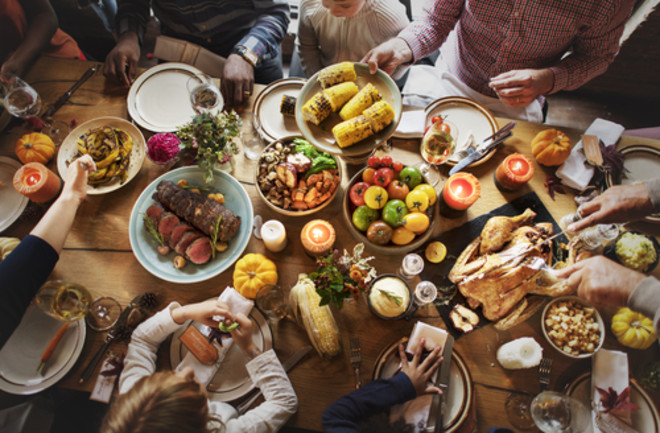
left=596, top=386, right=641, bottom=414
left=598, top=141, right=628, bottom=181
left=544, top=174, right=566, bottom=200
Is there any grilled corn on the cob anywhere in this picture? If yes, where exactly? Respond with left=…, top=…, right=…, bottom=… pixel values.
left=363, top=100, right=395, bottom=133
left=302, top=91, right=333, bottom=125
left=280, top=95, right=296, bottom=117
left=332, top=115, right=374, bottom=148
left=323, top=82, right=359, bottom=111
left=339, top=82, right=382, bottom=120
left=317, top=62, right=357, bottom=88
left=289, top=274, right=341, bottom=358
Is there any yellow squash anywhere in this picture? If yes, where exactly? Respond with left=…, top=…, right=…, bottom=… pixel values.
left=15, top=132, right=55, bottom=164
left=530, top=129, right=571, bottom=166
left=611, top=307, right=657, bottom=350
left=232, top=253, right=278, bottom=299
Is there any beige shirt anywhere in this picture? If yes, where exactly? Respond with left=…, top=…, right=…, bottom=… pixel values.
left=296, top=0, right=409, bottom=76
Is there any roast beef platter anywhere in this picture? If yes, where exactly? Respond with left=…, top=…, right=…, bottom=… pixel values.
left=143, top=180, right=241, bottom=268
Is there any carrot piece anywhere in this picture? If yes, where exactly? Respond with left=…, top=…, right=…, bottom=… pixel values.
left=37, top=321, right=70, bottom=373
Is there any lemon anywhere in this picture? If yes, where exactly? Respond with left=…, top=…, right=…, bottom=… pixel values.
left=425, top=241, right=447, bottom=263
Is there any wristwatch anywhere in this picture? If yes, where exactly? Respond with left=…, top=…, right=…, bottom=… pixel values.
left=232, top=45, right=258, bottom=67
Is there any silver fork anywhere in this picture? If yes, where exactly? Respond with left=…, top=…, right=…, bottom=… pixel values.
left=538, top=357, right=552, bottom=391
left=350, top=338, right=362, bottom=389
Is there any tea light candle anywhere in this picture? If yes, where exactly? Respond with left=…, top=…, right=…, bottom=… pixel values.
left=495, top=153, right=534, bottom=191
left=440, top=172, right=481, bottom=211
left=12, top=162, right=61, bottom=203
left=301, top=219, right=336, bottom=257
left=260, top=220, right=287, bottom=252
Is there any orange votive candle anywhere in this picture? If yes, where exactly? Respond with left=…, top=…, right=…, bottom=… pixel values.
left=13, top=162, right=62, bottom=203
left=441, top=173, right=481, bottom=210
left=495, top=153, right=535, bottom=191
left=301, top=219, right=336, bottom=256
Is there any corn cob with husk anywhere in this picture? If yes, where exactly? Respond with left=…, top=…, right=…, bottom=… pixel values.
left=302, top=91, right=333, bottom=125
left=280, top=95, right=296, bottom=117
left=339, top=82, right=382, bottom=120
left=323, top=82, right=359, bottom=111
left=289, top=273, right=341, bottom=358
left=332, top=115, right=374, bottom=148
left=363, top=100, right=395, bottom=133
left=317, top=62, right=357, bottom=88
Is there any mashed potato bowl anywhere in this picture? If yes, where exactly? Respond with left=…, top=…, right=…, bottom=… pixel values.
left=367, top=274, right=414, bottom=320
left=610, top=230, right=660, bottom=273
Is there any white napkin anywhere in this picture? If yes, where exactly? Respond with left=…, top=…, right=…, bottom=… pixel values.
left=394, top=108, right=426, bottom=138
left=390, top=322, right=448, bottom=432
left=556, top=118, right=625, bottom=191
left=175, top=287, right=254, bottom=386
left=592, top=349, right=634, bottom=432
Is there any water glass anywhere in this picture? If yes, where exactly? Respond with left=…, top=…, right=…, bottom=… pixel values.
left=186, top=73, right=221, bottom=113
left=1, top=75, right=42, bottom=120
left=255, top=284, right=287, bottom=332
left=414, top=281, right=437, bottom=306
left=399, top=253, right=424, bottom=279
left=530, top=391, right=590, bottom=433
left=241, top=112, right=264, bottom=160
left=87, top=296, right=122, bottom=331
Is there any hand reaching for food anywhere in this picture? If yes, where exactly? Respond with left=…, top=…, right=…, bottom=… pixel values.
left=171, top=299, right=231, bottom=327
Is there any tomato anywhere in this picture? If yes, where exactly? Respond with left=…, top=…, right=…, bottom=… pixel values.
left=352, top=205, right=379, bottom=232
left=366, top=220, right=393, bottom=245
left=380, top=155, right=393, bottom=168
left=362, top=167, right=376, bottom=184
left=373, top=167, right=394, bottom=187
left=387, top=180, right=409, bottom=201
left=413, top=183, right=437, bottom=205
left=349, top=182, right=370, bottom=207
left=431, top=115, right=443, bottom=124
left=398, top=166, right=423, bottom=189
left=392, top=161, right=403, bottom=174
left=424, top=125, right=431, bottom=136
left=367, top=155, right=381, bottom=168
left=391, top=226, right=416, bottom=246
left=439, top=122, right=451, bottom=134
left=405, top=189, right=430, bottom=212
left=402, top=212, right=430, bottom=234
left=364, top=185, right=388, bottom=209
left=382, top=199, right=408, bottom=227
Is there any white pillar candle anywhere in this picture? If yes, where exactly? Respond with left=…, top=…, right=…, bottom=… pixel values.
left=260, top=220, right=287, bottom=252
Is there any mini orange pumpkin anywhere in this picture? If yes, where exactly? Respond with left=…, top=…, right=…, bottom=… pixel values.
left=530, top=129, right=571, bottom=166
left=15, top=132, right=55, bottom=164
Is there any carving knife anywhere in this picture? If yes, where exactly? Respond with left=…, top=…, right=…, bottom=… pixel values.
left=236, top=345, right=312, bottom=414
left=43, top=66, right=96, bottom=118
left=448, top=121, right=517, bottom=176
left=433, top=335, right=454, bottom=433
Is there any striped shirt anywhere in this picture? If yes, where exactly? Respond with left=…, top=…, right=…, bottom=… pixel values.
left=399, top=0, right=635, bottom=97
left=117, top=0, right=290, bottom=63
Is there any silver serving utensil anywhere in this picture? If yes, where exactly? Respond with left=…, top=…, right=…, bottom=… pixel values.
left=433, top=335, right=454, bottom=433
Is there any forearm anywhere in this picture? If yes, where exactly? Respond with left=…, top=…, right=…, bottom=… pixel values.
left=296, top=23, right=323, bottom=75
left=7, top=7, right=57, bottom=74
left=235, top=1, right=290, bottom=63
left=30, top=194, right=82, bottom=255
left=627, top=276, right=660, bottom=336
left=645, top=178, right=660, bottom=213
left=116, top=0, right=151, bottom=44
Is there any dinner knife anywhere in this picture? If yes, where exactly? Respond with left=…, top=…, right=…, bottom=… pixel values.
left=433, top=335, right=454, bottom=433
left=79, top=294, right=141, bottom=383
left=448, top=121, right=517, bottom=176
left=236, top=345, right=312, bottom=414
left=43, top=66, right=96, bottom=118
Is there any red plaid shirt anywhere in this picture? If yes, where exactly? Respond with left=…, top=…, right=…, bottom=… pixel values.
left=399, top=0, right=634, bottom=97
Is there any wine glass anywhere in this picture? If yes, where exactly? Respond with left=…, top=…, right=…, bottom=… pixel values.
left=413, top=281, right=437, bottom=306
left=530, top=391, right=590, bottom=433
left=255, top=284, right=288, bottom=333
left=398, top=253, right=424, bottom=279
left=504, top=393, right=537, bottom=431
left=240, top=112, right=265, bottom=160
left=415, top=120, right=458, bottom=186
left=187, top=73, right=221, bottom=114
left=1, top=75, right=43, bottom=120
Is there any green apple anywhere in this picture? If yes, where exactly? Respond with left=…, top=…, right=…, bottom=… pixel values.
left=398, top=166, right=423, bottom=189
left=352, top=205, right=379, bottom=232
left=382, top=199, right=408, bottom=227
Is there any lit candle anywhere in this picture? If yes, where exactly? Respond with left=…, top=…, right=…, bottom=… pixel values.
left=12, top=162, right=61, bottom=203
left=260, top=220, right=287, bottom=252
left=440, top=172, right=480, bottom=213
left=300, top=219, right=336, bottom=257
left=495, top=153, right=535, bottom=191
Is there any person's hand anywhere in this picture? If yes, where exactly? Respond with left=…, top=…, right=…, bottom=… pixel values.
left=555, top=256, right=645, bottom=307
left=568, top=184, right=654, bottom=232
left=361, top=38, right=413, bottom=75
left=229, top=313, right=258, bottom=356
left=399, top=338, right=443, bottom=396
left=171, top=299, right=231, bottom=327
left=221, top=54, right=254, bottom=111
left=488, top=68, right=554, bottom=107
left=1, top=60, right=23, bottom=79
left=103, top=32, right=140, bottom=88
left=60, top=154, right=95, bottom=205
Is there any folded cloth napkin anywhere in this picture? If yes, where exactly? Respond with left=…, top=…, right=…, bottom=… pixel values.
left=175, top=287, right=254, bottom=386
left=394, top=108, right=426, bottom=138
left=592, top=349, right=636, bottom=432
left=556, top=118, right=625, bottom=191
left=389, top=322, right=449, bottom=432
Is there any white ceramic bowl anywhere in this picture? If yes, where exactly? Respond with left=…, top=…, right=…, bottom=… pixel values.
left=541, top=296, right=604, bottom=359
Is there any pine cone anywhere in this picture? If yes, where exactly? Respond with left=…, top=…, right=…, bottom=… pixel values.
left=139, top=292, right=158, bottom=311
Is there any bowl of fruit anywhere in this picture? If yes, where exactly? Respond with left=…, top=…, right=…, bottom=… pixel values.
left=255, top=136, right=342, bottom=215
left=342, top=154, right=439, bottom=254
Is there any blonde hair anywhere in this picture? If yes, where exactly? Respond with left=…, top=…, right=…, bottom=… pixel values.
left=101, top=371, right=210, bottom=433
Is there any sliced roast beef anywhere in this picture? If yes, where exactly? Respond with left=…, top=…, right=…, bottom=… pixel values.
left=168, top=223, right=194, bottom=249
left=175, top=230, right=204, bottom=256
left=186, top=237, right=212, bottom=264
left=157, top=212, right=180, bottom=242
left=145, top=203, right=165, bottom=226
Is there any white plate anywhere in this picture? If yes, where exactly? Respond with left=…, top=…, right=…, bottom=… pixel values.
left=169, top=308, right=272, bottom=401
left=57, top=117, right=146, bottom=195
left=605, top=144, right=660, bottom=223
left=373, top=338, right=473, bottom=432
left=0, top=304, right=86, bottom=395
left=566, top=372, right=660, bottom=432
left=424, top=97, right=499, bottom=167
left=127, top=62, right=223, bottom=132
left=0, top=156, right=29, bottom=232
left=253, top=78, right=305, bottom=142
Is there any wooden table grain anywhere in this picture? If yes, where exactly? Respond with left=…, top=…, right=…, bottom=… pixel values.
left=2, top=56, right=660, bottom=432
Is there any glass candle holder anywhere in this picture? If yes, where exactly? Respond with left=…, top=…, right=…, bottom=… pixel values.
left=301, top=219, right=336, bottom=257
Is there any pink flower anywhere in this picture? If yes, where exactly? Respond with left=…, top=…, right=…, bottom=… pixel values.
left=147, top=132, right=180, bottom=163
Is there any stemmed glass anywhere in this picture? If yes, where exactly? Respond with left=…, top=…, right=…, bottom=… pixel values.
left=187, top=73, right=222, bottom=114
left=415, top=120, right=458, bottom=186
left=530, top=391, right=590, bottom=433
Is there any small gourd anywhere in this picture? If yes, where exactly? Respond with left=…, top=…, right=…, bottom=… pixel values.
left=530, top=129, right=571, bottom=166
left=15, top=132, right=55, bottom=164
left=611, top=307, right=657, bottom=350
left=232, top=253, right=278, bottom=299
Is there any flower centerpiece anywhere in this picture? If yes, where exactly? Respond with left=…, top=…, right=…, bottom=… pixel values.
left=176, top=110, right=241, bottom=184
left=310, top=243, right=377, bottom=308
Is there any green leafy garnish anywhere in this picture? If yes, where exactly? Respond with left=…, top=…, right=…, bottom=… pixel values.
left=379, top=289, right=403, bottom=306
left=143, top=214, right=165, bottom=246
left=180, top=183, right=211, bottom=192
left=210, top=214, right=223, bottom=259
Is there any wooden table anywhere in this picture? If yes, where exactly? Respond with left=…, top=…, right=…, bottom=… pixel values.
left=2, top=56, right=660, bottom=432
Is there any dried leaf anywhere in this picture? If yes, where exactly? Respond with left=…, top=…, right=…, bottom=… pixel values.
left=599, top=141, right=628, bottom=180
left=544, top=174, right=566, bottom=200
left=596, top=386, right=641, bottom=413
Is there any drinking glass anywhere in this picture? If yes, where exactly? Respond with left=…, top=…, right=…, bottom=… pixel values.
left=413, top=281, right=437, bottom=306
left=1, top=75, right=42, bottom=120
left=35, top=280, right=92, bottom=322
left=187, top=73, right=221, bottom=114
left=505, top=393, right=536, bottom=431
left=530, top=391, right=590, bottom=433
left=240, top=112, right=264, bottom=160
left=398, top=253, right=424, bottom=279
left=255, top=284, right=288, bottom=332
left=415, top=120, right=458, bottom=186
left=86, top=296, right=122, bottom=331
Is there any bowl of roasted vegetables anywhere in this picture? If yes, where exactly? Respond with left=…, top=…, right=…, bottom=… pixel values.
left=295, top=62, right=402, bottom=158
left=255, top=137, right=341, bottom=215
left=342, top=154, right=438, bottom=254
